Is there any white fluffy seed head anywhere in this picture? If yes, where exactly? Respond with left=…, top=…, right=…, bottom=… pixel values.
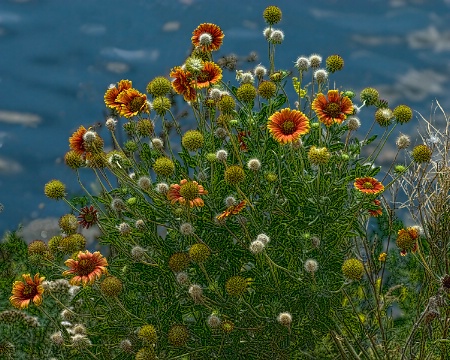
left=249, top=240, right=265, bottom=254
left=108, top=153, right=123, bottom=165
left=138, top=176, right=152, bottom=190
left=295, top=56, right=310, bottom=71
left=199, top=33, right=212, bottom=46
left=313, top=69, right=328, bottom=83
left=207, top=314, right=221, bottom=328
left=214, top=127, right=227, bottom=139
left=111, top=198, right=125, bottom=211
left=254, top=64, right=267, bottom=78
left=131, top=246, right=146, bottom=261
left=105, top=118, right=117, bottom=131
left=50, top=331, right=64, bottom=346
left=60, top=309, right=75, bottom=321
left=176, top=271, right=189, bottom=285
left=247, top=158, right=261, bottom=171
left=72, top=324, right=87, bottom=335
left=180, top=222, right=194, bottom=235
left=189, top=284, right=203, bottom=300
left=82, top=131, right=96, bottom=144
left=118, top=222, right=131, bottom=236
left=304, top=259, right=319, bottom=273
left=263, top=27, right=272, bottom=39
left=347, top=116, right=361, bottom=131
left=151, top=137, right=164, bottom=150
left=119, top=339, right=133, bottom=353
left=225, top=196, right=237, bottom=207
left=68, top=286, right=80, bottom=298
left=309, top=54, right=322, bottom=68
left=256, top=233, right=270, bottom=245
left=71, top=334, right=91, bottom=348
left=240, top=72, right=255, bottom=84
left=277, top=312, right=292, bottom=326
left=216, top=149, right=228, bottom=161
left=155, top=182, right=169, bottom=194
left=270, top=29, right=284, bottom=44
left=135, top=219, right=145, bottom=230
left=209, top=88, right=222, bottom=101
left=396, top=134, right=411, bottom=149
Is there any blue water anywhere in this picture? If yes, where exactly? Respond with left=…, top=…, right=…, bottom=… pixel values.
left=0, top=0, right=448, bottom=239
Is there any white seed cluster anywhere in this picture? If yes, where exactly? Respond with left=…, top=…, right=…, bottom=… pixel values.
left=295, top=56, right=310, bottom=71
left=304, top=259, right=319, bottom=273
left=277, top=312, right=292, bottom=326
left=138, top=176, right=152, bottom=190
left=347, top=116, right=361, bottom=131
left=180, top=222, right=194, bottom=235
left=216, top=149, right=228, bottom=162
left=313, top=69, right=328, bottom=83
left=105, top=117, right=117, bottom=131
left=247, top=158, right=262, bottom=171
left=396, top=134, right=411, bottom=149
left=256, top=233, right=270, bottom=245
left=249, top=240, right=265, bottom=254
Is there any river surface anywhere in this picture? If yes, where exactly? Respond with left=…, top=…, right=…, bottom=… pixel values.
left=0, top=0, right=449, bottom=240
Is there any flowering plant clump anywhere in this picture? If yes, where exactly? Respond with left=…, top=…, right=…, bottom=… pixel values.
left=3, top=5, right=450, bottom=359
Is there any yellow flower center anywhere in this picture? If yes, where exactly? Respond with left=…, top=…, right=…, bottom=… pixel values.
left=129, top=97, right=145, bottom=112
left=77, top=259, right=96, bottom=276
left=22, top=284, right=37, bottom=297
left=83, top=213, right=95, bottom=223
left=363, top=182, right=374, bottom=189
left=179, top=182, right=200, bottom=201
left=325, top=102, right=341, bottom=118
left=198, top=70, right=211, bottom=82
left=281, top=120, right=296, bottom=134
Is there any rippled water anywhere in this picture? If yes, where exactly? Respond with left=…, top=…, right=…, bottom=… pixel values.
left=0, top=0, right=448, bottom=240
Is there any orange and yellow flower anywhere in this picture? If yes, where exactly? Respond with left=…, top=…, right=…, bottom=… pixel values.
left=63, top=250, right=108, bottom=286
left=10, top=273, right=45, bottom=309
left=69, top=126, right=87, bottom=155
left=191, top=23, right=224, bottom=52
left=193, top=62, right=222, bottom=88
left=217, top=200, right=247, bottom=221
left=170, top=66, right=197, bottom=102
left=167, top=179, right=208, bottom=208
left=368, top=199, right=382, bottom=217
left=267, top=108, right=310, bottom=144
left=312, top=90, right=353, bottom=126
left=115, top=88, right=149, bottom=118
left=354, top=177, right=384, bottom=195
left=104, top=79, right=133, bottom=111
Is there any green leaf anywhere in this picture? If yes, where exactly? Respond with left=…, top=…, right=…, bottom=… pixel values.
left=139, top=143, right=153, bottom=163
left=362, top=135, right=377, bottom=146
left=367, top=166, right=381, bottom=177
